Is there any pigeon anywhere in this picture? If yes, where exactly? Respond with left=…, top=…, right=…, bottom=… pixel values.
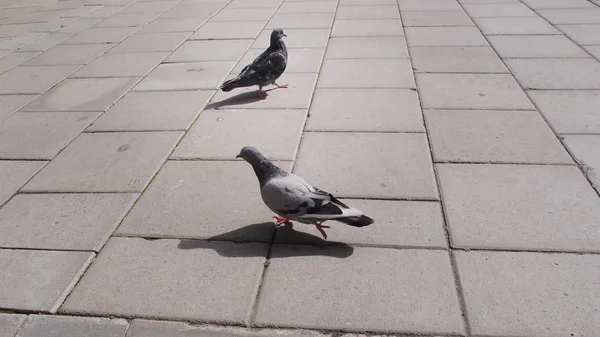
left=220, top=28, right=288, bottom=99
left=236, top=146, right=374, bottom=240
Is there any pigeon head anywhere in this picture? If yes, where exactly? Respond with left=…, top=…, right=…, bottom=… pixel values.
left=237, top=146, right=284, bottom=184
left=270, top=28, right=286, bottom=47
left=236, top=146, right=265, bottom=164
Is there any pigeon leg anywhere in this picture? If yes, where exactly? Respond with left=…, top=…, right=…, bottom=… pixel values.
left=315, top=221, right=331, bottom=240
left=257, top=86, right=267, bottom=99
left=273, top=216, right=293, bottom=227
left=274, top=82, right=288, bottom=89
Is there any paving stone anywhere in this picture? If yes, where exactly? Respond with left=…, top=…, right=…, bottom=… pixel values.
left=0, top=193, right=137, bottom=251
left=265, top=13, right=333, bottom=29
left=31, top=17, right=78, bottom=33
left=252, top=28, right=329, bottom=49
left=211, top=8, right=275, bottom=21
left=190, top=21, right=264, bottom=39
left=332, top=19, right=404, bottom=37
left=460, top=0, right=520, bottom=2
left=89, top=90, right=213, bottom=131
left=137, top=17, right=205, bottom=33
left=84, top=6, right=125, bottom=18
left=0, top=111, right=99, bottom=160
left=325, top=37, right=408, bottom=59
left=522, top=0, right=596, bottom=8
left=340, top=0, right=396, bottom=4
left=563, top=135, right=600, bottom=194
left=70, top=52, right=168, bottom=77
left=528, top=90, right=600, bottom=134
left=425, top=110, right=572, bottom=164
left=488, top=35, right=590, bottom=58
left=0, top=65, right=79, bottom=94
left=278, top=1, right=337, bottom=13
left=17, top=315, right=128, bottom=337
left=234, top=48, right=324, bottom=73
left=0, top=161, right=44, bottom=206
left=0, top=313, right=26, bottom=337
left=505, top=58, right=600, bottom=89
left=0, top=33, right=46, bottom=49
left=161, top=3, right=224, bottom=19
left=538, top=8, right=600, bottom=24
left=306, top=88, right=423, bottom=132
left=134, top=61, right=235, bottom=91
left=401, top=10, right=474, bottom=27
left=463, top=3, right=536, bottom=17
left=255, top=247, right=463, bottom=334
left=410, top=46, right=507, bottom=73
left=172, top=109, right=305, bottom=160
left=0, top=94, right=37, bottom=121
left=336, top=5, right=400, bottom=19
left=295, top=133, right=437, bottom=199
left=23, top=77, right=139, bottom=111
left=108, top=32, right=189, bottom=53
left=18, top=33, right=72, bottom=51
left=275, top=200, right=447, bottom=247
left=438, top=164, right=600, bottom=251
left=405, top=26, right=488, bottom=46
left=0, top=51, right=40, bottom=74
left=116, top=161, right=290, bottom=240
left=166, top=40, right=252, bottom=62
left=62, top=5, right=102, bottom=18
left=0, top=249, right=93, bottom=312
left=62, top=26, right=138, bottom=44
left=474, top=17, right=560, bottom=35
left=416, top=73, right=534, bottom=110
left=54, top=18, right=102, bottom=34
left=227, top=0, right=282, bottom=8
left=209, top=73, right=317, bottom=109
left=23, top=43, right=111, bottom=65
left=584, top=45, right=600, bottom=59
left=61, top=238, right=268, bottom=322
left=120, top=0, right=179, bottom=13
left=126, top=320, right=331, bottom=337
left=23, top=132, right=182, bottom=193
left=318, top=59, right=415, bottom=88
left=94, top=12, right=158, bottom=28
left=558, top=24, right=600, bottom=45
left=398, top=0, right=462, bottom=11
left=455, top=251, right=600, bottom=336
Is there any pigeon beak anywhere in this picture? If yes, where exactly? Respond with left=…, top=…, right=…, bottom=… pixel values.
left=283, top=33, right=287, bottom=37
left=236, top=154, right=241, bottom=158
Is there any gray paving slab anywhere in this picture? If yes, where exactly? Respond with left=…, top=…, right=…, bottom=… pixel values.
left=126, top=319, right=331, bottom=337
left=0, top=65, right=79, bottom=94
left=474, top=17, right=561, bottom=35
left=0, top=249, right=93, bottom=312
left=211, top=7, right=275, bottom=21
left=405, top=26, right=488, bottom=46
left=160, top=3, right=224, bottom=19
left=463, top=3, right=536, bottom=17
left=53, top=18, right=102, bottom=34
left=506, top=58, right=600, bottom=89
left=522, top=0, right=596, bottom=8
left=398, top=0, right=462, bottom=11
left=425, top=110, right=573, bottom=164
left=255, top=247, right=463, bottom=334
left=120, top=0, right=179, bottom=13
left=235, top=48, right=324, bottom=73
left=94, top=12, right=158, bottom=27
left=336, top=5, right=400, bottom=19
left=61, top=26, right=139, bottom=44
left=306, top=88, right=423, bottom=132
left=138, top=17, right=205, bottom=33
left=538, top=8, right=600, bottom=24
left=116, top=161, right=291, bottom=241
left=331, top=19, right=404, bottom=37
left=17, top=315, right=128, bottom=337
left=317, top=59, right=415, bottom=88
left=70, top=51, right=168, bottom=78
left=488, top=35, right=590, bottom=58
left=295, top=133, right=438, bottom=199
left=0, top=94, right=37, bottom=121
left=190, top=21, right=264, bottom=39
left=416, top=73, right=534, bottom=110
left=0, top=313, right=26, bottom=337
left=209, top=73, right=317, bottom=109
left=265, top=13, right=334, bottom=29
left=401, top=10, right=474, bottom=26
left=23, top=77, right=140, bottom=111
left=438, top=164, right=600, bottom=251
left=340, top=0, right=396, bottom=4
left=18, top=33, right=72, bottom=51
left=23, top=132, right=182, bottom=193
left=89, top=90, right=213, bottom=131
left=134, top=61, right=235, bottom=91
left=252, top=28, right=329, bottom=49
left=166, top=39, right=252, bottom=62
left=278, top=1, right=337, bottom=13
left=0, top=51, right=40, bottom=74
left=584, top=45, right=600, bottom=59
left=85, top=6, right=126, bottom=18
left=558, top=24, right=600, bottom=45
left=0, top=111, right=99, bottom=159
left=455, top=251, right=600, bottom=337
left=22, top=43, right=112, bottom=65
left=410, top=46, right=507, bottom=73
left=0, top=160, right=45, bottom=206
left=228, top=0, right=282, bottom=8
left=528, top=90, right=600, bottom=134
left=108, top=32, right=189, bottom=53
left=0, top=193, right=138, bottom=251
left=274, top=199, right=447, bottom=248
left=61, top=238, right=268, bottom=323
left=172, top=109, right=305, bottom=160
left=0, top=33, right=46, bottom=49
left=325, top=37, right=408, bottom=59
left=563, top=135, right=600, bottom=194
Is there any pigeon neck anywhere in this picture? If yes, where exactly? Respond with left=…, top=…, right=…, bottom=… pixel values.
left=251, top=159, right=283, bottom=186
left=270, top=37, right=285, bottom=50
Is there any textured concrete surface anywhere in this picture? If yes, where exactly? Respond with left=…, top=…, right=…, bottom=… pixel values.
left=1, top=0, right=600, bottom=336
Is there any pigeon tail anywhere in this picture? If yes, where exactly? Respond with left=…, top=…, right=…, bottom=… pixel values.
left=220, top=77, right=241, bottom=92
left=335, top=215, right=374, bottom=227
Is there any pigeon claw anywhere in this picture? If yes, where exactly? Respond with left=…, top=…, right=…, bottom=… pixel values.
left=275, top=83, right=288, bottom=89
left=273, top=216, right=292, bottom=227
left=315, top=221, right=330, bottom=240
left=257, top=90, right=267, bottom=99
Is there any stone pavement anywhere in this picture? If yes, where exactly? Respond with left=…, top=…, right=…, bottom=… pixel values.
left=1, top=0, right=600, bottom=336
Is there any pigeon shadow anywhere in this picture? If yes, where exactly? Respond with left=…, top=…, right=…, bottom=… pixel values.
left=177, top=223, right=354, bottom=259
left=206, top=88, right=278, bottom=109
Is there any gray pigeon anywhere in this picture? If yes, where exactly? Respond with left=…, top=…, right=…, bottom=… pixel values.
left=236, top=146, right=374, bottom=239
left=220, top=29, right=288, bottom=99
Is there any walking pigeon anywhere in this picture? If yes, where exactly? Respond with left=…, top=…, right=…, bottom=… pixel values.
left=236, top=146, right=374, bottom=239
left=220, top=29, right=288, bottom=99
